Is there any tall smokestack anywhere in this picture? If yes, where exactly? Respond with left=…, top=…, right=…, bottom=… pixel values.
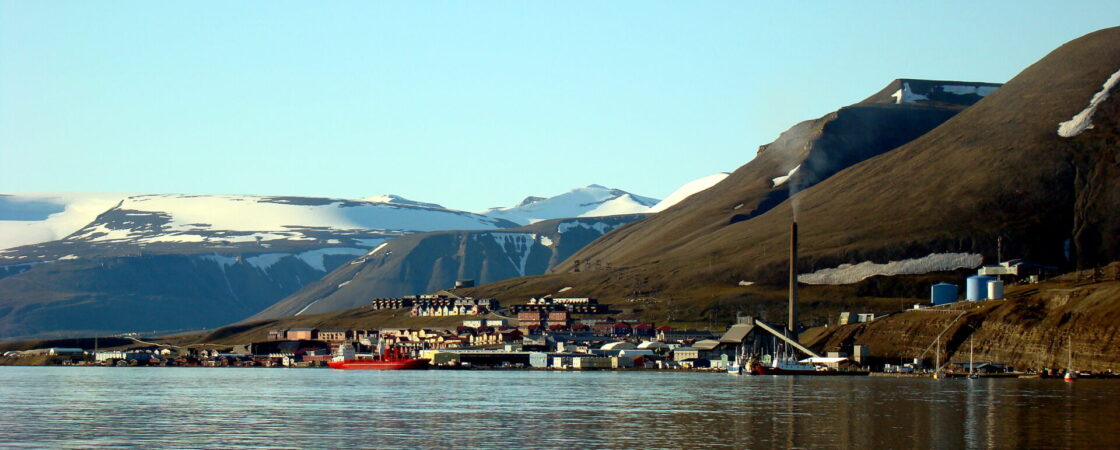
left=789, top=221, right=799, bottom=339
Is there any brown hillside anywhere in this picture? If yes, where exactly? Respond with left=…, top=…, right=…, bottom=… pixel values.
left=804, top=265, right=1120, bottom=372
left=462, top=27, right=1120, bottom=323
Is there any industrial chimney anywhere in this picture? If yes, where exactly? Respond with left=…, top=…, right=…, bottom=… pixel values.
left=789, top=221, right=799, bottom=339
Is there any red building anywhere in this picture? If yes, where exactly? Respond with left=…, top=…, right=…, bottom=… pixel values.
left=633, top=323, right=655, bottom=337
left=518, top=311, right=546, bottom=332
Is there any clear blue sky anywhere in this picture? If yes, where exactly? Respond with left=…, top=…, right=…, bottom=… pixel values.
left=3, top=2, right=1118, bottom=211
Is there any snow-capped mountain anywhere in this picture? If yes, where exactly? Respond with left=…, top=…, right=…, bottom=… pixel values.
left=0, top=186, right=660, bottom=339
left=0, top=193, right=518, bottom=341
left=479, top=184, right=659, bottom=226
left=1, top=193, right=517, bottom=261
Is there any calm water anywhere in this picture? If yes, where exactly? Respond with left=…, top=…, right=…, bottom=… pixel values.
left=1, top=367, right=1117, bottom=449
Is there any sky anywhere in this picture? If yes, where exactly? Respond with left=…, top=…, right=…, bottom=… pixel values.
left=3, top=2, right=1120, bottom=212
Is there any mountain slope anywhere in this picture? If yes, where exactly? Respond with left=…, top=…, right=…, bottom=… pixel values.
left=460, top=28, right=1120, bottom=326
left=251, top=214, right=648, bottom=319
left=552, top=79, right=991, bottom=271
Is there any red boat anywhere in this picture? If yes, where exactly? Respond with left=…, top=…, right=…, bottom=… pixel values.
left=328, top=345, right=430, bottom=370
left=328, top=358, right=430, bottom=370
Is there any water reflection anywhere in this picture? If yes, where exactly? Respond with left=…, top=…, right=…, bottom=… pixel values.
left=0, top=368, right=1116, bottom=448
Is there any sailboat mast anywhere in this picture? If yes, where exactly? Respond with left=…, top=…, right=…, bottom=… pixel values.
left=970, top=339, right=974, bottom=374
left=789, top=221, right=798, bottom=338
left=936, top=336, right=940, bottom=373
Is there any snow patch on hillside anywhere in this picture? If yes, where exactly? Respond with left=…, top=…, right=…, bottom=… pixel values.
left=1058, top=68, right=1120, bottom=137
left=540, top=236, right=554, bottom=247
left=76, top=224, right=133, bottom=242
left=295, top=247, right=367, bottom=271
left=140, top=233, right=210, bottom=243
left=579, top=194, right=653, bottom=218
left=365, top=242, right=389, bottom=256
left=557, top=220, right=618, bottom=234
left=489, top=232, right=538, bottom=276
left=0, top=192, right=131, bottom=251
left=197, top=247, right=367, bottom=273
left=891, top=82, right=929, bottom=104
left=650, top=173, right=729, bottom=213
left=199, top=254, right=239, bottom=269
left=798, top=252, right=983, bottom=285
left=119, top=194, right=503, bottom=234
left=245, top=253, right=289, bottom=271
left=361, top=194, right=444, bottom=209
left=772, top=165, right=801, bottom=187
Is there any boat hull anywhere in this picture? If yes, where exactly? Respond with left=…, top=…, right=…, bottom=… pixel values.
left=328, top=358, right=430, bottom=370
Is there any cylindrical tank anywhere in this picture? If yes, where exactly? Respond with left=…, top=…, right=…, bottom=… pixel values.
left=987, top=279, right=1004, bottom=300
left=931, top=283, right=958, bottom=305
left=966, top=275, right=996, bottom=301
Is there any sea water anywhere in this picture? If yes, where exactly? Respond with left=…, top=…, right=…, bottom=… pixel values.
left=1, top=367, right=1117, bottom=448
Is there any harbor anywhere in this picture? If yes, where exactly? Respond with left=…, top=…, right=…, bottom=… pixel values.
left=4, top=223, right=1114, bottom=379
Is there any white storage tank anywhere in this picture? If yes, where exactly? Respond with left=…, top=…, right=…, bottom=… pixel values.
left=987, top=279, right=1004, bottom=300
left=966, top=275, right=996, bottom=301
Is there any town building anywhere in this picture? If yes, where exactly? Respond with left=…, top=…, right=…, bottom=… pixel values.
left=462, top=319, right=509, bottom=328
left=509, top=296, right=608, bottom=314
left=657, top=329, right=718, bottom=343
left=286, top=328, right=317, bottom=340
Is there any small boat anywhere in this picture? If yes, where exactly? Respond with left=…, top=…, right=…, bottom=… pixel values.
left=728, top=345, right=749, bottom=375
left=755, top=358, right=825, bottom=375
left=755, top=358, right=868, bottom=376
